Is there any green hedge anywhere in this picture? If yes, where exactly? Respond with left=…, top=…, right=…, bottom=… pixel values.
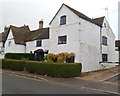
left=2, top=59, right=82, bottom=78
left=2, top=59, right=25, bottom=71
left=4, top=53, right=34, bottom=60
left=25, top=61, right=82, bottom=78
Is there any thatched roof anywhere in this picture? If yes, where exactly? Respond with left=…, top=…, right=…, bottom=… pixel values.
left=26, top=28, right=49, bottom=42
left=10, top=25, right=30, bottom=45
left=0, top=25, right=49, bottom=45
left=0, top=27, right=10, bottom=46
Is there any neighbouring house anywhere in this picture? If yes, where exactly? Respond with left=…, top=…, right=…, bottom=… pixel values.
left=0, top=21, right=49, bottom=61
left=4, top=25, right=30, bottom=53
left=0, top=4, right=118, bottom=72
left=115, top=40, right=120, bottom=63
left=0, top=26, right=10, bottom=58
left=93, top=17, right=117, bottom=65
left=25, top=21, right=49, bottom=61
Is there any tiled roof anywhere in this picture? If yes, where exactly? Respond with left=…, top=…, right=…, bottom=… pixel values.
left=92, top=16, right=105, bottom=26
left=49, top=4, right=104, bottom=27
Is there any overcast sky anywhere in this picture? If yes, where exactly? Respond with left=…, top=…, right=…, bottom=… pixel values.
left=0, top=0, right=119, bottom=39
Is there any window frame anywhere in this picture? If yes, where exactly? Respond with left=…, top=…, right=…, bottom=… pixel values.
left=102, top=54, right=108, bottom=62
left=60, top=15, right=66, bottom=25
left=8, top=41, right=11, bottom=46
left=104, top=23, right=106, bottom=28
left=58, top=35, right=67, bottom=44
left=102, top=36, right=107, bottom=46
left=36, top=40, right=42, bottom=47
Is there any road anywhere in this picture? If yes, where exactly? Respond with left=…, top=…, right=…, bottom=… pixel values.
left=2, top=73, right=106, bottom=94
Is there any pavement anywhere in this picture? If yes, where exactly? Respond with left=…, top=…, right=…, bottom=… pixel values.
left=2, top=65, right=120, bottom=95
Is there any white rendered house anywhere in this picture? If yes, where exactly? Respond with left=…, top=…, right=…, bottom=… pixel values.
left=0, top=4, right=117, bottom=72
left=2, top=21, right=49, bottom=61
left=49, top=4, right=117, bottom=72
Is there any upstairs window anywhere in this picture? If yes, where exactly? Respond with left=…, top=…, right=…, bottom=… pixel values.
left=102, top=54, right=108, bottom=62
left=36, top=40, right=42, bottom=47
left=60, top=15, right=66, bottom=25
left=8, top=41, right=11, bottom=46
left=104, top=23, right=106, bottom=28
left=58, top=35, right=67, bottom=44
left=102, top=36, right=107, bottom=46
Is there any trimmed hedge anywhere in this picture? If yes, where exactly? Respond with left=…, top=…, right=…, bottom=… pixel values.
left=2, top=59, right=82, bottom=78
left=2, top=59, right=25, bottom=71
left=4, top=53, right=34, bottom=60
left=25, top=61, right=82, bottom=78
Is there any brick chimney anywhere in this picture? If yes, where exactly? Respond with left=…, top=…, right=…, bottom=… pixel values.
left=39, top=20, right=43, bottom=29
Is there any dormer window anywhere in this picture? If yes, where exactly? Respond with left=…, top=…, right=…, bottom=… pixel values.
left=60, top=15, right=66, bottom=25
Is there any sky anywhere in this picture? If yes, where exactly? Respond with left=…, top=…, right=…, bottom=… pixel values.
left=0, top=0, right=119, bottom=39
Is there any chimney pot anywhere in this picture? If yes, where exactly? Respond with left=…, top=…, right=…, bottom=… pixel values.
left=39, top=20, right=43, bottom=29
left=4, top=26, right=9, bottom=31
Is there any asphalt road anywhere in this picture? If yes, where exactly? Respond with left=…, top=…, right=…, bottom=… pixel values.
left=2, top=73, right=106, bottom=94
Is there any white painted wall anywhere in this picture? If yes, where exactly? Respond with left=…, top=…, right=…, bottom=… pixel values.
left=78, top=18, right=101, bottom=72
left=115, top=50, right=119, bottom=62
left=101, top=18, right=117, bottom=62
left=49, top=5, right=102, bottom=72
left=4, top=30, right=25, bottom=53
left=0, top=42, right=4, bottom=58
left=49, top=5, right=82, bottom=63
left=26, top=39, right=49, bottom=53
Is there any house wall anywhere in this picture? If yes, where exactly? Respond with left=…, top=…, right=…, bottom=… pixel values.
left=26, top=39, right=49, bottom=53
left=49, top=5, right=102, bottom=72
left=49, top=5, right=82, bottom=63
left=0, top=42, right=4, bottom=58
left=101, top=18, right=117, bottom=62
left=4, top=30, right=25, bottom=53
left=115, top=49, right=119, bottom=62
left=78, top=18, right=101, bottom=72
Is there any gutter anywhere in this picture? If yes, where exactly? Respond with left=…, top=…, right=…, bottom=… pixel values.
left=100, top=27, right=102, bottom=55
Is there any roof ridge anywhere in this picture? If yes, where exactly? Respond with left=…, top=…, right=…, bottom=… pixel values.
left=93, top=16, right=105, bottom=20
left=10, top=25, right=29, bottom=29
left=30, top=27, right=49, bottom=32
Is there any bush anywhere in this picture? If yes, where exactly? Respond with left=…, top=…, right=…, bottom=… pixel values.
left=4, top=53, right=34, bottom=60
left=25, top=61, right=82, bottom=78
left=47, top=53, right=75, bottom=63
left=2, top=59, right=25, bottom=71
